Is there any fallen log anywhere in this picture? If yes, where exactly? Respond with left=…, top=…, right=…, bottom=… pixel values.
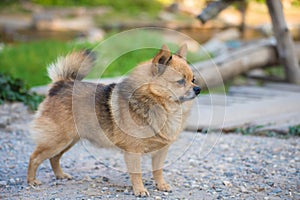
left=192, top=38, right=300, bottom=89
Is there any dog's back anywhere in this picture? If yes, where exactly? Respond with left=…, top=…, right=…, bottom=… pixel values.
left=31, top=50, right=116, bottom=147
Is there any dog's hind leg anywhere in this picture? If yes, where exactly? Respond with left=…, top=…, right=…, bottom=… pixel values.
left=50, top=140, right=77, bottom=180
left=27, top=138, right=74, bottom=186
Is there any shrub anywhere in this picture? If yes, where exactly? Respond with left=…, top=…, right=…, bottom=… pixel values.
left=0, top=73, right=44, bottom=110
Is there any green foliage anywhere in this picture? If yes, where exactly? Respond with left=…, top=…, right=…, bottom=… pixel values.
left=265, top=65, right=285, bottom=79
left=253, top=0, right=265, bottom=3
left=31, top=0, right=162, bottom=15
left=0, top=33, right=208, bottom=87
left=0, top=0, right=19, bottom=6
left=236, top=125, right=265, bottom=135
left=0, top=73, right=44, bottom=110
left=288, top=124, right=300, bottom=136
left=236, top=124, right=300, bottom=138
left=0, top=40, right=95, bottom=87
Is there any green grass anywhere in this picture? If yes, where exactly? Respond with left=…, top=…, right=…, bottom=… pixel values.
left=0, top=0, right=163, bottom=16
left=265, top=65, right=285, bottom=79
left=0, top=30, right=209, bottom=87
left=32, top=0, right=162, bottom=15
left=0, top=40, right=95, bottom=87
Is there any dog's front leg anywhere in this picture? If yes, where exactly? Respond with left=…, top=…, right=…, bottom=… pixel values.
left=124, top=152, right=149, bottom=197
left=151, top=145, right=172, bottom=192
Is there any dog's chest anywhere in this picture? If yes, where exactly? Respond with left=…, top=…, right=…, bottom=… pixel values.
left=160, top=108, right=185, bottom=141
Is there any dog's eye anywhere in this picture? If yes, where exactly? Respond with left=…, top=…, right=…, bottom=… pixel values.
left=177, top=79, right=185, bottom=85
left=192, top=77, right=195, bottom=83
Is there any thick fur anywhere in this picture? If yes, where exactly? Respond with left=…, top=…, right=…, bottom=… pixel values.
left=47, top=50, right=95, bottom=82
left=27, top=45, right=200, bottom=196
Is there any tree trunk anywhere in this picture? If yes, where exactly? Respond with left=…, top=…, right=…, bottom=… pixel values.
left=266, top=0, right=300, bottom=84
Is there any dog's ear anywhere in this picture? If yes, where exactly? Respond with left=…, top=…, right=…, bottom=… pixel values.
left=152, top=44, right=171, bottom=76
left=176, top=44, right=188, bottom=59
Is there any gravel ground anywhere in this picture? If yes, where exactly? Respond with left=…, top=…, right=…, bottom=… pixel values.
left=0, top=103, right=299, bottom=200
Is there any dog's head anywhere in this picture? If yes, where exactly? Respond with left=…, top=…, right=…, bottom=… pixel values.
left=149, top=44, right=201, bottom=103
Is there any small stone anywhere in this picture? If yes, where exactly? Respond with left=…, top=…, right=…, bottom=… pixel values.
left=224, top=172, right=234, bottom=177
left=155, top=196, right=162, bottom=200
left=51, top=182, right=57, bottom=186
left=163, top=192, right=169, bottom=196
left=0, top=181, right=7, bottom=186
left=271, top=188, right=282, bottom=194
left=266, top=181, right=274, bottom=187
left=9, top=178, right=15, bottom=185
left=239, top=186, right=249, bottom=193
left=102, top=177, right=109, bottom=182
left=189, top=159, right=198, bottom=167
left=183, top=183, right=190, bottom=188
left=0, top=117, right=10, bottom=128
left=102, top=187, right=108, bottom=190
left=223, top=181, right=232, bottom=187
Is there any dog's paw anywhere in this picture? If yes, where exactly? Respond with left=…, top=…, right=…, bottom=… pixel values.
left=28, top=179, right=42, bottom=186
left=56, top=173, right=72, bottom=180
left=133, top=187, right=150, bottom=197
left=156, top=182, right=172, bottom=192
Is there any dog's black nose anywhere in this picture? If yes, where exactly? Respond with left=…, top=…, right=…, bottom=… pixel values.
left=193, top=86, right=201, bottom=95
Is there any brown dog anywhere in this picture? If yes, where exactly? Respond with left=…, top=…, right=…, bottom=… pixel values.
left=27, top=44, right=201, bottom=196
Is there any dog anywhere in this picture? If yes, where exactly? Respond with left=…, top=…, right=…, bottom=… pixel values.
left=27, top=44, right=201, bottom=196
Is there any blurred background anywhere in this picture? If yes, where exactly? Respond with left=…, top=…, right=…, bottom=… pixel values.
left=0, top=0, right=299, bottom=87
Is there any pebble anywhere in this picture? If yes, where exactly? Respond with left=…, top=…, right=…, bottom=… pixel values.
left=0, top=180, right=7, bottom=186
left=183, top=183, right=190, bottom=188
left=102, top=176, right=109, bottom=182
left=239, top=186, right=249, bottom=193
left=224, top=172, right=234, bottom=177
left=123, top=189, right=130, bottom=195
left=9, top=178, right=16, bottom=185
left=50, top=182, right=57, bottom=186
left=163, top=192, right=169, bottom=196
left=272, top=188, right=282, bottom=194
left=266, top=181, right=274, bottom=187
left=155, top=196, right=162, bottom=200
left=189, top=159, right=198, bottom=167
left=223, top=181, right=232, bottom=187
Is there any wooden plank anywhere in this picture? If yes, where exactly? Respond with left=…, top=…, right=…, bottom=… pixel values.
left=197, top=94, right=257, bottom=106
left=185, top=85, right=300, bottom=131
left=229, top=85, right=299, bottom=96
left=264, top=83, right=300, bottom=92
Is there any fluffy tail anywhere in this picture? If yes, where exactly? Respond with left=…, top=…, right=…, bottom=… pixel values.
left=47, top=50, right=96, bottom=82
